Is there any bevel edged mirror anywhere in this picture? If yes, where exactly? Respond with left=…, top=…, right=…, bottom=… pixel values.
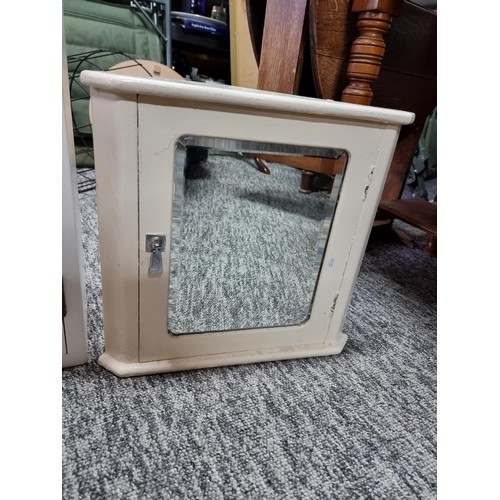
left=168, top=135, right=348, bottom=336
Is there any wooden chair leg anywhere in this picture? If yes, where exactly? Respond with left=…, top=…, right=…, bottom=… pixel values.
left=300, top=170, right=315, bottom=193
left=254, top=157, right=271, bottom=174
left=326, top=175, right=335, bottom=194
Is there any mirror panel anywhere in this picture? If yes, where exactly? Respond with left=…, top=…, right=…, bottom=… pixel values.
left=168, top=136, right=348, bottom=335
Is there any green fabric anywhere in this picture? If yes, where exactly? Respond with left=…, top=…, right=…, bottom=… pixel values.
left=64, top=0, right=163, bottom=61
left=64, top=0, right=165, bottom=163
left=406, top=107, right=437, bottom=200
left=413, top=108, right=437, bottom=180
left=74, top=144, right=95, bottom=168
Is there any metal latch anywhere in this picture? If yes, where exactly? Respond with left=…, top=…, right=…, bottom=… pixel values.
left=146, top=234, right=166, bottom=275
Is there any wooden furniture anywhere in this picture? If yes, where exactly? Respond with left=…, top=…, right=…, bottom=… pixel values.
left=246, top=0, right=437, bottom=249
left=379, top=198, right=437, bottom=252
left=248, top=0, right=347, bottom=188
left=229, top=0, right=259, bottom=88
left=81, top=69, right=411, bottom=376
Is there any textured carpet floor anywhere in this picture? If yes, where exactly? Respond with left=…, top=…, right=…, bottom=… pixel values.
left=63, top=163, right=437, bottom=499
left=169, top=155, right=336, bottom=333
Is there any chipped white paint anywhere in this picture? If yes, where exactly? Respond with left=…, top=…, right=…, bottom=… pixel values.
left=81, top=70, right=413, bottom=377
left=363, top=165, right=376, bottom=201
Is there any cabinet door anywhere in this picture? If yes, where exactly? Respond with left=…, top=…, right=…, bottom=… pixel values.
left=135, top=94, right=395, bottom=367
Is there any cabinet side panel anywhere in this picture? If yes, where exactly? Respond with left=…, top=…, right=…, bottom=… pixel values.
left=325, top=126, right=401, bottom=342
left=91, top=90, right=140, bottom=363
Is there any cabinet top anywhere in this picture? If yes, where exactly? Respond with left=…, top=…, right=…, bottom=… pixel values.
left=81, top=70, right=414, bottom=126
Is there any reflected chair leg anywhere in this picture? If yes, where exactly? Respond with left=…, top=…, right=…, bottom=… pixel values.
left=326, top=175, right=335, bottom=194
left=300, top=170, right=315, bottom=193
left=426, top=234, right=437, bottom=254
left=254, top=157, right=271, bottom=174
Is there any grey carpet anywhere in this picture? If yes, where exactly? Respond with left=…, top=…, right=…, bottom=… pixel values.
left=169, top=155, right=337, bottom=334
left=63, top=163, right=437, bottom=500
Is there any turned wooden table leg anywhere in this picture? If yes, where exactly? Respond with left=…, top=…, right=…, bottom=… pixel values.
left=341, top=0, right=403, bottom=106
left=302, top=0, right=403, bottom=192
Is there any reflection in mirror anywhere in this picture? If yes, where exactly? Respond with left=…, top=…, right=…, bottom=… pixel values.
left=168, top=136, right=348, bottom=334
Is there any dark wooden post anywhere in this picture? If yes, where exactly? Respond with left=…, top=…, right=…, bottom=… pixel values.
left=341, top=0, right=403, bottom=105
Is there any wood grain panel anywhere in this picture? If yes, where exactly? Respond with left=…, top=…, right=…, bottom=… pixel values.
left=379, top=198, right=437, bottom=235
left=257, top=0, right=308, bottom=94
left=309, top=0, right=357, bottom=99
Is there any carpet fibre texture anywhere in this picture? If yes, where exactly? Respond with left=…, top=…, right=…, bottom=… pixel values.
left=63, top=160, right=437, bottom=499
left=169, top=155, right=337, bottom=334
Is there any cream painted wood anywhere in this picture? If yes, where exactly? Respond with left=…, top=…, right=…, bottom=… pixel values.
left=108, top=59, right=184, bottom=80
left=62, top=103, right=88, bottom=368
left=89, top=90, right=140, bottom=365
left=62, top=46, right=88, bottom=368
left=81, top=70, right=413, bottom=377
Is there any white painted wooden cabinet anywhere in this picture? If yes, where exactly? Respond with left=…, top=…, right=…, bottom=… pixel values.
left=81, top=70, right=413, bottom=377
